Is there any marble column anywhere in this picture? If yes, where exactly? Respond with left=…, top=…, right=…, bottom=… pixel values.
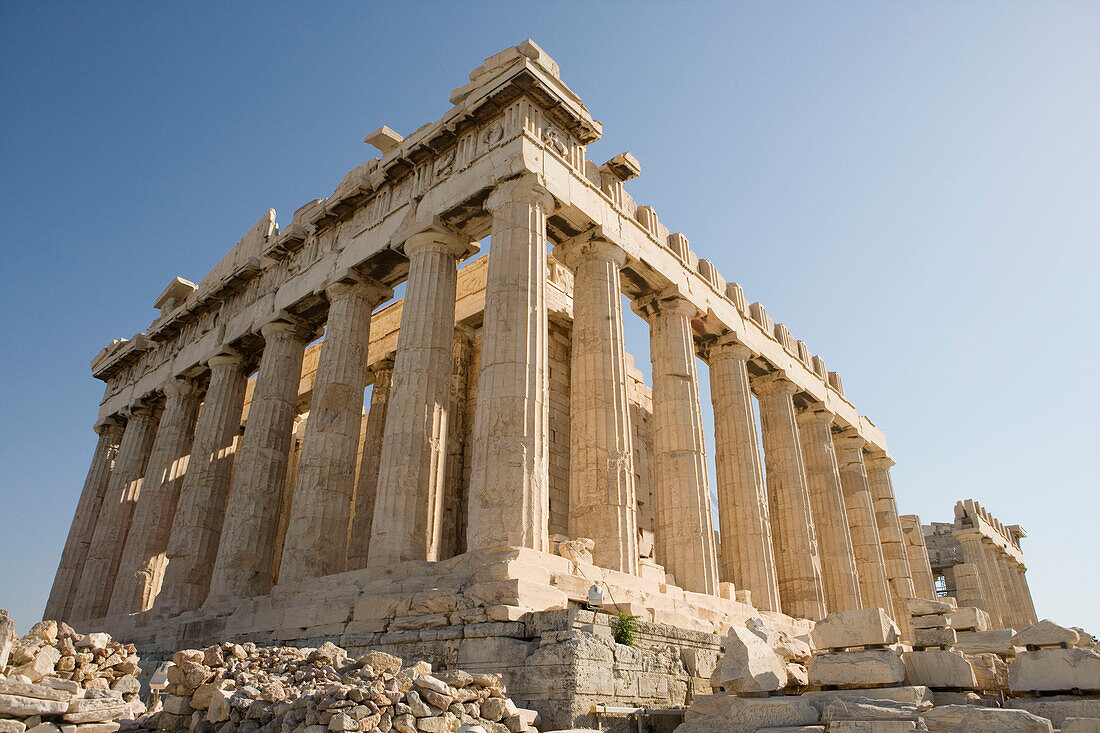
left=279, top=277, right=390, bottom=583
left=834, top=429, right=892, bottom=615
left=72, top=403, right=160, bottom=620
left=208, top=321, right=313, bottom=600
left=994, top=550, right=1025, bottom=629
left=370, top=230, right=472, bottom=565
left=467, top=175, right=554, bottom=553
left=951, top=561, right=990, bottom=612
left=754, top=373, right=826, bottom=620
left=557, top=236, right=638, bottom=575
left=707, top=335, right=780, bottom=611
left=1012, top=560, right=1038, bottom=625
left=865, top=453, right=916, bottom=635
left=346, top=359, right=393, bottom=570
left=899, top=514, right=938, bottom=600
left=272, top=416, right=305, bottom=584
left=108, top=378, right=202, bottom=615
left=797, top=404, right=862, bottom=614
left=439, top=329, right=473, bottom=560
left=156, top=353, right=248, bottom=615
left=954, top=531, right=1005, bottom=627
left=633, top=291, right=718, bottom=595
left=44, top=417, right=124, bottom=621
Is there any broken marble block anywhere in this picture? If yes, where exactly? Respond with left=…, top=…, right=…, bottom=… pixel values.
left=1009, top=647, right=1100, bottom=692
left=810, top=609, right=900, bottom=651
left=807, top=650, right=906, bottom=687
left=902, top=649, right=978, bottom=689
left=709, top=626, right=786, bottom=694
left=1013, top=620, right=1082, bottom=649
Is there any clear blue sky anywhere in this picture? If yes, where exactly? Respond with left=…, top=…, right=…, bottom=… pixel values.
left=1, top=2, right=1097, bottom=636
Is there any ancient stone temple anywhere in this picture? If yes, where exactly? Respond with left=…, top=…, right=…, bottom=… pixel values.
left=924, top=500, right=1038, bottom=631
left=44, top=40, right=1002, bottom=726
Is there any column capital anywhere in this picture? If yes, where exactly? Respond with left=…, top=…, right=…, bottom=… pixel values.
left=832, top=426, right=867, bottom=451
left=752, top=371, right=798, bottom=397
left=124, top=402, right=159, bottom=420
left=94, top=415, right=125, bottom=435
left=796, top=401, right=835, bottom=425
left=631, top=288, right=699, bottom=322
left=324, top=275, right=392, bottom=308
left=710, top=331, right=755, bottom=362
left=485, top=174, right=555, bottom=214
left=552, top=228, right=628, bottom=270
left=161, top=375, right=203, bottom=400
left=403, top=226, right=479, bottom=261
left=864, top=450, right=896, bottom=469
left=369, top=356, right=396, bottom=380
left=207, top=350, right=245, bottom=370
left=259, top=319, right=316, bottom=344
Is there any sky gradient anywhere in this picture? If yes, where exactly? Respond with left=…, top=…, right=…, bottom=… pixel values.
left=1, top=1, right=1097, bottom=635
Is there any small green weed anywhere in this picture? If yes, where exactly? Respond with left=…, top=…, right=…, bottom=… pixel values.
left=610, top=612, right=641, bottom=646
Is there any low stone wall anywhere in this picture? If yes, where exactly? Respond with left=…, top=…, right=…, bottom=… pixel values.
left=129, top=608, right=721, bottom=732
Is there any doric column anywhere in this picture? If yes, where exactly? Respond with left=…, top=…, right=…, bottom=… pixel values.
left=556, top=235, right=638, bottom=575
left=44, top=417, right=124, bottom=621
left=707, top=336, right=780, bottom=611
left=346, top=359, right=393, bottom=570
left=632, top=291, right=718, bottom=595
left=834, top=429, right=892, bottom=615
left=754, top=373, right=826, bottom=620
left=156, top=353, right=248, bottom=615
left=272, top=416, right=305, bottom=584
left=467, top=175, right=554, bottom=553
left=207, top=321, right=313, bottom=600
left=865, top=452, right=916, bottom=636
left=993, top=550, right=1025, bottom=629
left=439, top=328, right=473, bottom=560
left=71, top=403, right=160, bottom=620
left=797, top=404, right=862, bottom=614
left=1012, top=560, right=1038, bottom=625
left=954, top=531, right=1005, bottom=627
left=951, top=561, right=989, bottom=612
left=108, top=377, right=202, bottom=615
left=369, top=229, right=474, bottom=565
left=899, top=514, right=938, bottom=600
left=279, top=277, right=390, bottom=583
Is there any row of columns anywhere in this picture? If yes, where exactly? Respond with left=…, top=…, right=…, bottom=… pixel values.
left=48, top=171, right=917, bottom=629
left=954, top=529, right=1038, bottom=630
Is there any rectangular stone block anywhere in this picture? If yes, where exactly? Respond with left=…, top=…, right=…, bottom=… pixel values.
left=913, top=627, right=957, bottom=647
left=910, top=614, right=950, bottom=629
left=801, top=686, right=932, bottom=707
left=681, top=696, right=820, bottom=731
left=828, top=723, right=915, bottom=732
left=902, top=650, right=978, bottom=689
left=807, top=650, right=906, bottom=687
left=1009, top=648, right=1100, bottom=692
left=906, top=597, right=956, bottom=616
left=0, top=695, right=69, bottom=718
left=954, top=630, right=1016, bottom=655
left=810, top=609, right=899, bottom=650
left=947, top=607, right=991, bottom=632
left=1008, top=697, right=1100, bottom=728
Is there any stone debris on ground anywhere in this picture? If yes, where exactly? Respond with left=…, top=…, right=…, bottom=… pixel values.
left=133, top=640, right=538, bottom=733
left=678, top=610, right=1100, bottom=732
left=0, top=612, right=145, bottom=733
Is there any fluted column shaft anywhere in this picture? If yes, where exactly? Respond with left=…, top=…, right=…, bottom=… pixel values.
left=952, top=562, right=989, bottom=611
left=633, top=292, right=718, bottom=595
left=72, top=405, right=160, bottom=619
left=865, top=454, right=916, bottom=636
left=955, top=532, right=1005, bottom=627
left=993, top=550, right=1025, bottom=629
left=370, top=232, right=469, bottom=565
left=440, top=329, right=473, bottom=560
left=708, top=338, right=780, bottom=611
left=558, top=238, right=638, bottom=575
left=797, top=406, right=862, bottom=614
left=45, top=418, right=124, bottom=621
left=208, top=321, right=312, bottom=600
left=834, top=430, right=893, bottom=615
left=156, top=354, right=248, bottom=614
left=755, top=374, right=826, bottom=620
left=1012, top=561, right=1038, bottom=625
left=279, top=278, right=389, bottom=582
left=899, top=514, right=938, bottom=600
left=346, top=360, right=394, bottom=570
left=272, top=416, right=305, bottom=583
left=467, top=176, right=553, bottom=553
left=109, top=379, right=202, bottom=615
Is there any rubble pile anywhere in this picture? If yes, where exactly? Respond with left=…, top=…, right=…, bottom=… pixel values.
left=679, top=608, right=1100, bottom=732
left=140, top=641, right=538, bottom=733
left=0, top=611, right=144, bottom=733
